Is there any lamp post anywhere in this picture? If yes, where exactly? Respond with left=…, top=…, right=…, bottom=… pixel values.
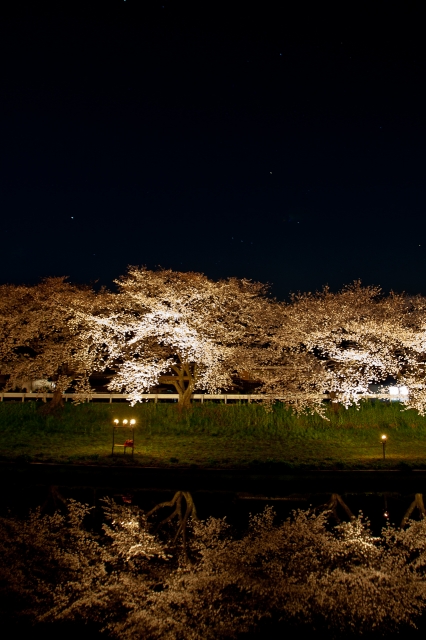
left=381, top=435, right=387, bottom=460
left=112, top=418, right=136, bottom=456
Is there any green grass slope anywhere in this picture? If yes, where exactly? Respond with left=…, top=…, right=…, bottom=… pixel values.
left=0, top=400, right=426, bottom=469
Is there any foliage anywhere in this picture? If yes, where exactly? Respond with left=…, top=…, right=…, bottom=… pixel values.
left=0, top=500, right=103, bottom=625
left=79, top=266, right=280, bottom=408
left=270, top=281, right=426, bottom=414
left=2, top=497, right=426, bottom=638
left=0, top=277, right=110, bottom=401
left=3, top=271, right=426, bottom=415
left=2, top=397, right=426, bottom=437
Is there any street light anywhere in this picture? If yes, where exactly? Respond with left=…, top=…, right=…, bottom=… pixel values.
left=381, top=434, right=387, bottom=460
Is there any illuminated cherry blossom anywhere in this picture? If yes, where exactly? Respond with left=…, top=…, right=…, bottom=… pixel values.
left=0, top=278, right=109, bottom=405
left=80, top=266, right=280, bottom=407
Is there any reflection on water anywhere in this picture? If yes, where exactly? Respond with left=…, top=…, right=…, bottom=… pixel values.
left=3, top=482, right=426, bottom=638
left=2, top=482, right=426, bottom=533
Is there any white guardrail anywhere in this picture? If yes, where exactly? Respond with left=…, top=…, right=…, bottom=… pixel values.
left=0, top=392, right=398, bottom=404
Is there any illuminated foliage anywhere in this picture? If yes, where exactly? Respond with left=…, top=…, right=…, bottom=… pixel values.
left=2, top=498, right=426, bottom=638
left=271, top=281, right=426, bottom=414
left=80, top=267, right=281, bottom=408
left=2, top=272, right=426, bottom=414
left=0, top=278, right=111, bottom=403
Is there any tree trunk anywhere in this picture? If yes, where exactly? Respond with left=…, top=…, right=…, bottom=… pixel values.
left=179, top=384, right=193, bottom=409
left=159, top=360, right=196, bottom=409
left=51, top=389, right=64, bottom=408
left=328, top=391, right=341, bottom=413
left=401, top=493, right=426, bottom=527
left=51, top=387, right=64, bottom=408
left=38, top=386, right=64, bottom=415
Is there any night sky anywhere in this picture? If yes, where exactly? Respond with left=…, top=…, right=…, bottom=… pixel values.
left=1, top=1, right=426, bottom=300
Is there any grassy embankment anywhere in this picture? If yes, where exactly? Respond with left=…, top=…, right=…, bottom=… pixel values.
left=1, top=400, right=426, bottom=469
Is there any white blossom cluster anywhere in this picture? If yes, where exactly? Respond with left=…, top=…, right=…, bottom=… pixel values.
left=2, top=498, right=426, bottom=638
left=268, top=281, right=426, bottom=414
left=0, top=277, right=112, bottom=402
left=3, top=271, right=426, bottom=413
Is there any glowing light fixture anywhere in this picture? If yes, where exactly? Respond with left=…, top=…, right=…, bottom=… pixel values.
left=389, top=386, right=409, bottom=397
left=381, top=434, right=387, bottom=460
left=112, top=418, right=135, bottom=457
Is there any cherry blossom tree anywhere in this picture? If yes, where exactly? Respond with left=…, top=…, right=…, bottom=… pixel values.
left=80, top=267, right=282, bottom=408
left=270, top=281, right=424, bottom=412
left=0, top=278, right=109, bottom=407
left=387, top=294, right=426, bottom=415
left=3, top=272, right=426, bottom=415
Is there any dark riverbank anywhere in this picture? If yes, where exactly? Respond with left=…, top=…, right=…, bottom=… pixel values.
left=2, top=459, right=426, bottom=493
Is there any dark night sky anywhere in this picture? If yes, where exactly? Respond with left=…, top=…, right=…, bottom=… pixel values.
left=1, top=1, right=426, bottom=300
